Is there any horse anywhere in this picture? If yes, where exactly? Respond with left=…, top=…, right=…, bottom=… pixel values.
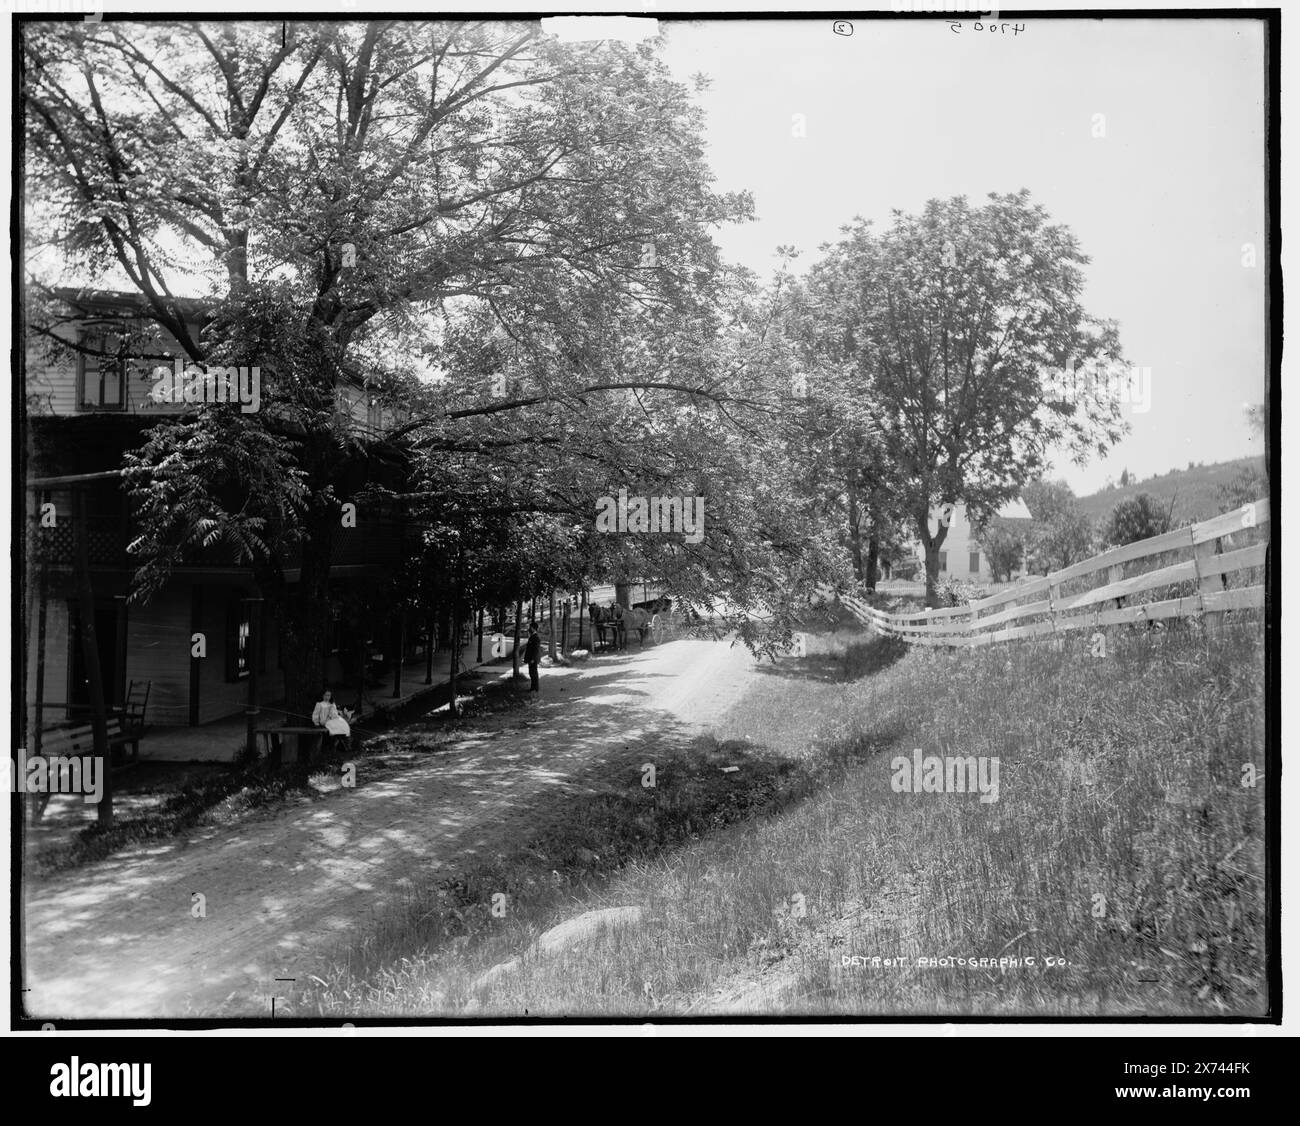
left=589, top=603, right=627, bottom=651
left=588, top=603, right=656, bottom=650
left=623, top=607, right=654, bottom=647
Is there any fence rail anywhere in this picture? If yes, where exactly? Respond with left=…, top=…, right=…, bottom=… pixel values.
left=832, top=498, right=1269, bottom=648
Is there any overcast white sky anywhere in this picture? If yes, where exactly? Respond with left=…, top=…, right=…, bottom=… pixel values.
left=24, top=14, right=1267, bottom=498
left=658, top=15, right=1267, bottom=496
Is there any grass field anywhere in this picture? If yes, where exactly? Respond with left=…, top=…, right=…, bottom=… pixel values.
left=299, top=610, right=1268, bottom=1018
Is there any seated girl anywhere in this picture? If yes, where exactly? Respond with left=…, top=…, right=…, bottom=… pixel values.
left=311, top=688, right=355, bottom=752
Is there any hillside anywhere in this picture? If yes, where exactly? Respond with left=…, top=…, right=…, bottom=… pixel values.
left=1076, top=456, right=1266, bottom=527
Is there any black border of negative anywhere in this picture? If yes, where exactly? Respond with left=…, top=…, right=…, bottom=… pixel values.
left=8, top=6, right=1283, bottom=1030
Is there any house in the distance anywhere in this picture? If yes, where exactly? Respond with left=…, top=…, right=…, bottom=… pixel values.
left=908, top=498, right=1034, bottom=583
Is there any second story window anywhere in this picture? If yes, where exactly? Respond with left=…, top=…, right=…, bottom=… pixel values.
left=77, top=330, right=126, bottom=410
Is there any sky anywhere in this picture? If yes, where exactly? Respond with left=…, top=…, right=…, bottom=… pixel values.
left=23, top=14, right=1267, bottom=498
left=657, top=15, right=1267, bottom=496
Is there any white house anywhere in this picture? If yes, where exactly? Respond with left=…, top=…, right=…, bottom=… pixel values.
left=909, top=498, right=1034, bottom=582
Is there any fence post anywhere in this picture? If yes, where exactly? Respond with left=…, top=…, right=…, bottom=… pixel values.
left=1107, top=564, right=1124, bottom=611
left=1191, top=535, right=1221, bottom=632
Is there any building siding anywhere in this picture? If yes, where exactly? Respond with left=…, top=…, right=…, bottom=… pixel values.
left=909, top=502, right=1030, bottom=582
left=27, top=316, right=207, bottom=420
left=124, top=586, right=195, bottom=726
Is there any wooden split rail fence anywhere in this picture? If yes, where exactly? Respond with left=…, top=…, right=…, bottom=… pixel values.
left=833, top=498, right=1269, bottom=648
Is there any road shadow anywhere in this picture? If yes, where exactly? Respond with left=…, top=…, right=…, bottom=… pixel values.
left=21, top=640, right=899, bottom=1020
left=754, top=634, right=910, bottom=684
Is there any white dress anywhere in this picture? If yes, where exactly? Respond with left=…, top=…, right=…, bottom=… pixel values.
left=312, top=701, right=351, bottom=737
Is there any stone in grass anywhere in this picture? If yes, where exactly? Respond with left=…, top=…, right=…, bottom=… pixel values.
left=568, top=649, right=590, bottom=662
left=308, top=771, right=343, bottom=793
left=465, top=906, right=644, bottom=1008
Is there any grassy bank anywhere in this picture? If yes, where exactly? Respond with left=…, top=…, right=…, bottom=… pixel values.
left=299, top=611, right=1266, bottom=1018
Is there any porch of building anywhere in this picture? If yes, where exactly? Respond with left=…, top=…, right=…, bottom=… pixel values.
left=130, top=628, right=525, bottom=762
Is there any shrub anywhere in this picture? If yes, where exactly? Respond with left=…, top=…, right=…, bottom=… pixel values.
left=1106, top=492, right=1173, bottom=546
left=935, top=576, right=986, bottom=607
left=979, top=523, right=1025, bottom=583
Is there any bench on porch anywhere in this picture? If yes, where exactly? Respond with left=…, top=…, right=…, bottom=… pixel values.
left=40, top=716, right=136, bottom=762
left=254, top=722, right=356, bottom=765
left=254, top=725, right=324, bottom=765
left=36, top=679, right=152, bottom=764
left=29, top=680, right=151, bottom=822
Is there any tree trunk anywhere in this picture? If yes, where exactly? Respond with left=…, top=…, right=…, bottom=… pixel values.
left=73, top=490, right=112, bottom=825
left=923, top=544, right=941, bottom=608
left=578, top=589, right=586, bottom=648
left=279, top=520, right=333, bottom=732
left=448, top=597, right=460, bottom=718
left=244, top=594, right=262, bottom=763
left=437, top=601, right=451, bottom=652
left=32, top=559, right=49, bottom=823
left=511, top=597, right=523, bottom=681
left=847, top=486, right=864, bottom=584
left=919, top=511, right=949, bottom=609
left=425, top=610, right=434, bottom=685
left=356, top=622, right=368, bottom=725
left=391, top=607, right=404, bottom=698
left=865, top=529, right=880, bottom=593
left=547, top=589, right=557, bottom=660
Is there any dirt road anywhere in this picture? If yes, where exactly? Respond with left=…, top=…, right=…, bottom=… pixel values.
left=22, top=637, right=760, bottom=1019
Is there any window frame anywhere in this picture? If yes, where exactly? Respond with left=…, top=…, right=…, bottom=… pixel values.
left=76, top=329, right=127, bottom=411
left=226, top=598, right=252, bottom=682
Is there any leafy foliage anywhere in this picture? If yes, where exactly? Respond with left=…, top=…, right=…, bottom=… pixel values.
left=1104, top=492, right=1173, bottom=548
left=799, top=192, right=1126, bottom=605
left=1022, top=479, right=1094, bottom=572
left=977, top=521, right=1026, bottom=583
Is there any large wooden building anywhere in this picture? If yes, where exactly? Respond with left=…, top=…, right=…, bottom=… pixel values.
left=23, top=288, right=412, bottom=739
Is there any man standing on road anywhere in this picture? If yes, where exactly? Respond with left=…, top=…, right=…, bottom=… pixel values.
left=525, top=623, right=542, bottom=693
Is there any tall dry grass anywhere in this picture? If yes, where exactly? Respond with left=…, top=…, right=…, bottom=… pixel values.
left=298, top=612, right=1266, bottom=1018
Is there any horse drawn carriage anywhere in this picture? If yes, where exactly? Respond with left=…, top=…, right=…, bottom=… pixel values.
left=588, top=596, right=672, bottom=651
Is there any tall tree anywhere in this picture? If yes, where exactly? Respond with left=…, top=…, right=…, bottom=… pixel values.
left=804, top=193, right=1127, bottom=606
left=23, top=20, right=756, bottom=715
left=1022, top=479, right=1093, bottom=572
